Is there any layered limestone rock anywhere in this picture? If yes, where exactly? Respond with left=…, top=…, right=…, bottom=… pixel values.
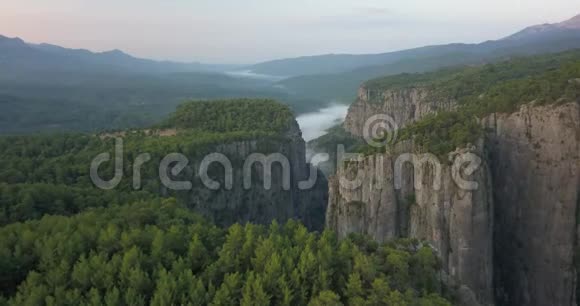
left=483, top=102, right=580, bottom=306
left=343, top=86, right=456, bottom=136
left=326, top=141, right=495, bottom=305
left=162, top=119, right=328, bottom=230
left=331, top=83, right=580, bottom=305
left=326, top=151, right=401, bottom=242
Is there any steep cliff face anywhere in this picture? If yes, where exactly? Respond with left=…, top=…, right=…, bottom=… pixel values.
left=483, top=102, right=580, bottom=306
left=330, top=79, right=580, bottom=305
left=343, top=86, right=456, bottom=136
left=162, top=119, right=328, bottom=230
left=326, top=149, right=401, bottom=242
left=326, top=141, right=495, bottom=305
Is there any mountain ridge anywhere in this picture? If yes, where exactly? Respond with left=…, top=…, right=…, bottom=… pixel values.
left=273, top=13, right=580, bottom=103
left=504, top=14, right=580, bottom=40
left=557, top=13, right=580, bottom=28
left=3, top=13, right=580, bottom=78
left=248, top=13, right=580, bottom=77
left=0, top=34, right=237, bottom=76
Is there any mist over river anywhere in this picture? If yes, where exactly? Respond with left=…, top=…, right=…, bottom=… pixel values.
left=296, top=104, right=349, bottom=142
left=225, top=69, right=350, bottom=143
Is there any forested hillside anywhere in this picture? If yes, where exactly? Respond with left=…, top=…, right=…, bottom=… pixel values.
left=374, top=51, right=580, bottom=155
left=0, top=99, right=453, bottom=305
left=308, top=50, right=580, bottom=160
left=0, top=199, right=451, bottom=305
left=0, top=99, right=300, bottom=224
left=0, top=71, right=298, bottom=134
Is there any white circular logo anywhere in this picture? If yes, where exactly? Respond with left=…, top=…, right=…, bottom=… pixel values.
left=363, top=114, right=399, bottom=148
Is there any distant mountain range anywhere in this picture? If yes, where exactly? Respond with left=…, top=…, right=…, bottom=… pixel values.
left=270, top=14, right=580, bottom=102
left=248, top=14, right=580, bottom=78
left=2, top=14, right=579, bottom=81
left=0, top=35, right=237, bottom=82
left=1, top=14, right=580, bottom=134
left=505, top=13, right=580, bottom=40
left=0, top=36, right=283, bottom=134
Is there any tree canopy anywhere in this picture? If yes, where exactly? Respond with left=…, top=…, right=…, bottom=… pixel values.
left=357, top=50, right=580, bottom=156
left=0, top=199, right=452, bottom=305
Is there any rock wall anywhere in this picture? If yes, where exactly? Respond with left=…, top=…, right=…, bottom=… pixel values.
left=331, top=81, right=580, bottom=306
left=483, top=102, right=580, bottom=306
left=163, top=119, right=328, bottom=230
left=343, top=86, right=456, bottom=136
left=326, top=141, right=495, bottom=305
left=326, top=150, right=401, bottom=242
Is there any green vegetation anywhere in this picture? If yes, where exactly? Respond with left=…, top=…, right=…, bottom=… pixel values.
left=364, top=50, right=580, bottom=95
left=0, top=96, right=454, bottom=305
left=310, top=51, right=580, bottom=162
left=356, top=50, right=580, bottom=156
left=0, top=132, right=260, bottom=191
left=366, top=50, right=580, bottom=115
left=0, top=72, right=296, bottom=135
left=161, top=99, right=295, bottom=133
left=0, top=199, right=451, bottom=305
left=0, top=99, right=297, bottom=224
left=397, top=112, right=482, bottom=157
left=0, top=183, right=154, bottom=225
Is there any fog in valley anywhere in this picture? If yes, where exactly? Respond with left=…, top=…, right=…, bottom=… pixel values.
left=296, top=104, right=349, bottom=142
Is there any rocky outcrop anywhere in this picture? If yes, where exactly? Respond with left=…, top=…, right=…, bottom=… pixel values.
left=343, top=86, right=456, bottom=136
left=483, top=102, right=580, bottom=306
left=326, top=140, right=495, bottom=305
left=163, top=119, right=328, bottom=230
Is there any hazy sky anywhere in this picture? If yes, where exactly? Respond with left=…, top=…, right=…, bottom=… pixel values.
left=1, top=0, right=578, bottom=63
